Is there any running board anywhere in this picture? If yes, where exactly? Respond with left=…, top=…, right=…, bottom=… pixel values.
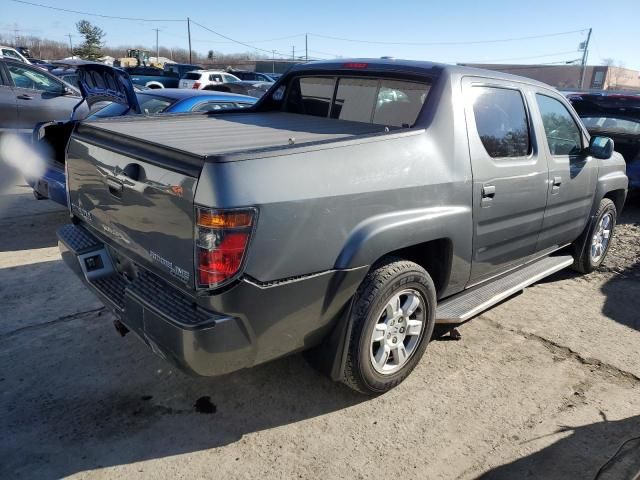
left=436, top=255, right=574, bottom=324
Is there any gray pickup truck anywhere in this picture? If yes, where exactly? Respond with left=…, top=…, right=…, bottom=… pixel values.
left=57, top=59, right=628, bottom=394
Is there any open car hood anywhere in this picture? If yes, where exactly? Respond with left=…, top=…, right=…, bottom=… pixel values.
left=74, top=63, right=140, bottom=115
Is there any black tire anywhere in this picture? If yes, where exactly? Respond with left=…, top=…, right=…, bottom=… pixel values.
left=573, top=198, right=617, bottom=274
left=342, top=258, right=436, bottom=395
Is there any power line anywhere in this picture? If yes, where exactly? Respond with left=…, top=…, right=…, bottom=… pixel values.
left=189, top=19, right=292, bottom=58
left=8, top=0, right=184, bottom=22
left=308, top=29, right=588, bottom=46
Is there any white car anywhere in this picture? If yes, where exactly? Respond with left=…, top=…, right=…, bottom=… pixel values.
left=179, top=70, right=241, bottom=90
left=0, top=46, right=31, bottom=64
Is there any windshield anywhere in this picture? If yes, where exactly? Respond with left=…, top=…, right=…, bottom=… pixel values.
left=581, top=116, right=640, bottom=135
left=90, top=93, right=175, bottom=118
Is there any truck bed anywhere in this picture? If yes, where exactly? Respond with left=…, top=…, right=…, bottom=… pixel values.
left=81, top=111, right=390, bottom=158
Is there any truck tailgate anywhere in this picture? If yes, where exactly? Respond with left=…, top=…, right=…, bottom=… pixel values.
left=66, top=130, right=199, bottom=289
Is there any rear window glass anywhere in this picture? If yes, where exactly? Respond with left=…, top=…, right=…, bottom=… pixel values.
left=472, top=86, right=531, bottom=158
left=287, top=77, right=336, bottom=117
left=285, top=76, right=429, bottom=127
left=183, top=72, right=201, bottom=80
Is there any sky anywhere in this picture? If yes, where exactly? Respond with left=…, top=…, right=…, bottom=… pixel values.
left=1, top=0, right=638, bottom=70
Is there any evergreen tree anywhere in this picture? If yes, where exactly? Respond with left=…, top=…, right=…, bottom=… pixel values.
left=74, top=20, right=105, bottom=60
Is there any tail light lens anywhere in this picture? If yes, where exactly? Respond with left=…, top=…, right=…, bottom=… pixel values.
left=193, top=82, right=201, bottom=89
left=195, top=207, right=256, bottom=289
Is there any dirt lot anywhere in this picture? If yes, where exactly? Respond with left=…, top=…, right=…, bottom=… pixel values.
left=1, top=174, right=639, bottom=479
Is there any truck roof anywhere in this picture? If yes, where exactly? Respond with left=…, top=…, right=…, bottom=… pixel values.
left=292, top=58, right=555, bottom=90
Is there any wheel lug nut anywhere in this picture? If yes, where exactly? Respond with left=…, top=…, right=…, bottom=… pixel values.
left=392, top=337, right=397, bottom=343
left=400, top=327, right=405, bottom=333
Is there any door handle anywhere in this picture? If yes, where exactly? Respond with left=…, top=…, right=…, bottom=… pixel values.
left=105, top=177, right=124, bottom=197
left=17, top=94, right=32, bottom=100
left=552, top=176, right=562, bottom=193
left=481, top=185, right=496, bottom=198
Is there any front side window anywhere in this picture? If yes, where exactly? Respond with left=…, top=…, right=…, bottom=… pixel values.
left=6, top=64, right=62, bottom=93
left=472, top=86, right=531, bottom=158
left=536, top=94, right=582, bottom=156
left=209, top=74, right=222, bottom=82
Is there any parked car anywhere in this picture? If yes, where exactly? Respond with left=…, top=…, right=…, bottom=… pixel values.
left=126, top=63, right=202, bottom=89
left=0, top=46, right=31, bottom=64
left=178, top=70, right=241, bottom=89
left=30, top=83, right=255, bottom=205
left=204, top=80, right=272, bottom=98
left=0, top=57, right=87, bottom=138
left=567, top=92, right=640, bottom=164
left=54, top=59, right=627, bottom=395
left=227, top=69, right=275, bottom=82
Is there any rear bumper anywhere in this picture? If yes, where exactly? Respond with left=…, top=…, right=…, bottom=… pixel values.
left=57, top=223, right=254, bottom=376
left=57, top=223, right=366, bottom=377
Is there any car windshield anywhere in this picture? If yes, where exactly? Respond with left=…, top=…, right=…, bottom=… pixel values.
left=581, top=116, right=640, bottom=135
left=90, top=93, right=175, bottom=118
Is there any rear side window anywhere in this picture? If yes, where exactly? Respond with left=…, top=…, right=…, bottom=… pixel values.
left=536, top=94, right=582, bottom=156
left=472, top=87, right=530, bottom=158
left=210, top=74, right=223, bottom=82
left=183, top=72, right=201, bottom=80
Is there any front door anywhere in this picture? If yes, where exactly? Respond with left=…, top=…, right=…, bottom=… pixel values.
left=463, top=78, right=549, bottom=285
left=530, top=90, right=598, bottom=251
left=5, top=62, right=81, bottom=133
left=0, top=63, right=18, bottom=135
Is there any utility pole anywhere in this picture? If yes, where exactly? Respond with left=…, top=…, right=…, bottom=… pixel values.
left=305, top=33, right=308, bottom=61
left=67, top=34, right=74, bottom=59
left=579, top=27, right=592, bottom=89
left=153, top=28, right=160, bottom=64
left=13, top=24, right=20, bottom=45
left=292, top=45, right=295, bottom=61
left=187, top=17, right=192, bottom=64
left=272, top=50, right=275, bottom=73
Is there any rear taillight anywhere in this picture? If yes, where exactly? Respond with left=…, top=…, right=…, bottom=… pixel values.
left=193, top=82, right=201, bottom=89
left=195, top=207, right=256, bottom=289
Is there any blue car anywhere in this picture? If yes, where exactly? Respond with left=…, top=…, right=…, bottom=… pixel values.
left=30, top=87, right=256, bottom=206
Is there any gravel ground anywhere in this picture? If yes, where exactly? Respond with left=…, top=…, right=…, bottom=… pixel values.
left=1, top=175, right=639, bottom=480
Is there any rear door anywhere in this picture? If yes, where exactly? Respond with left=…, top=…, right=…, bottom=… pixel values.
left=530, top=89, right=597, bottom=250
left=0, top=62, right=18, bottom=135
left=463, top=77, right=549, bottom=284
left=5, top=62, right=81, bottom=131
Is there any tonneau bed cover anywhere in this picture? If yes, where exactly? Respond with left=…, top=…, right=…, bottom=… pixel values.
left=79, top=111, right=390, bottom=158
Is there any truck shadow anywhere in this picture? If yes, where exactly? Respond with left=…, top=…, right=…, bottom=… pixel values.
left=477, top=414, right=640, bottom=479
left=600, top=202, right=640, bottom=332
left=0, top=279, right=365, bottom=479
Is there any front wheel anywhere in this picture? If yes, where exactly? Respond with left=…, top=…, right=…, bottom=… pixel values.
left=342, top=258, right=436, bottom=395
left=573, top=198, right=617, bottom=273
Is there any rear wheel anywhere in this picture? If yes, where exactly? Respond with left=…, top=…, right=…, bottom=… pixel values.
left=573, top=198, right=617, bottom=273
left=342, top=258, right=436, bottom=395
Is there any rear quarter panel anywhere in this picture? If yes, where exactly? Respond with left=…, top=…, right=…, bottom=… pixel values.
left=195, top=72, right=474, bottom=297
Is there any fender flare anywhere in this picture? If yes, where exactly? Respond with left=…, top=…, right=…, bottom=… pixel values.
left=145, top=81, right=164, bottom=89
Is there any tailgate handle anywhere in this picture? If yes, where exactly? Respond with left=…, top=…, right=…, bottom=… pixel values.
left=106, top=177, right=124, bottom=197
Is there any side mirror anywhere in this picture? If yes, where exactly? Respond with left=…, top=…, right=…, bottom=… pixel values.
left=589, top=136, right=614, bottom=159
